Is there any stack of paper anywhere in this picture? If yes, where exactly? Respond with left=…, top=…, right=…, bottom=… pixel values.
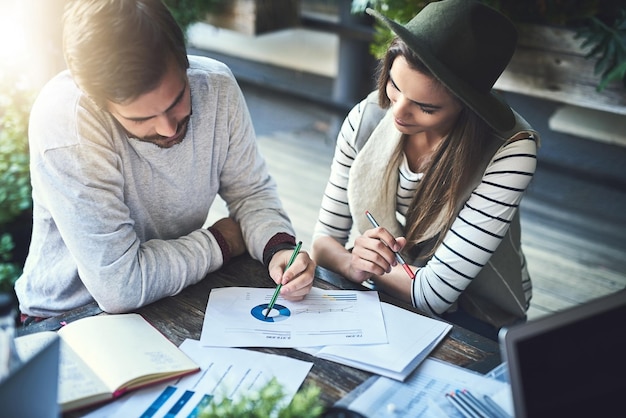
left=200, top=287, right=450, bottom=381
left=297, top=302, right=452, bottom=381
left=335, top=358, right=513, bottom=417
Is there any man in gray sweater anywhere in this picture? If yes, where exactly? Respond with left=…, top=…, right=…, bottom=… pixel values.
left=15, top=0, right=315, bottom=321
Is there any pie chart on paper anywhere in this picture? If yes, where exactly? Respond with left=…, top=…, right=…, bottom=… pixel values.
left=250, top=303, right=291, bottom=322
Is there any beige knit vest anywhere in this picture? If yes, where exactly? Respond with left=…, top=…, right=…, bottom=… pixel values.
left=348, top=92, right=539, bottom=327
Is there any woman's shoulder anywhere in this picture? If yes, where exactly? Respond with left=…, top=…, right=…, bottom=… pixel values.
left=347, top=91, right=388, bottom=151
left=497, top=108, right=541, bottom=147
left=501, top=129, right=538, bottom=153
left=352, top=90, right=384, bottom=119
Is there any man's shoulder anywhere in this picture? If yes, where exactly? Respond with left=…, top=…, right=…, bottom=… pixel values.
left=187, top=55, right=244, bottom=108
left=30, top=71, right=84, bottom=136
left=30, top=71, right=113, bottom=151
left=187, top=55, right=233, bottom=78
left=33, top=70, right=82, bottom=108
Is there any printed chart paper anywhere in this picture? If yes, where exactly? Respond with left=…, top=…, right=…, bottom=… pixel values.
left=200, top=287, right=388, bottom=348
left=86, top=339, right=313, bottom=417
left=336, top=358, right=513, bottom=417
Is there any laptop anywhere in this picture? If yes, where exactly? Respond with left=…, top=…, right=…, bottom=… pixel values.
left=499, top=289, right=626, bottom=418
left=0, top=331, right=60, bottom=418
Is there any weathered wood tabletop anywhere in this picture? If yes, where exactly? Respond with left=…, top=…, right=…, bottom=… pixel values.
left=18, top=253, right=501, bottom=415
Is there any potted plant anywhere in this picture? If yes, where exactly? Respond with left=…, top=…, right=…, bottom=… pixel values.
left=198, top=378, right=325, bottom=417
left=0, top=72, right=34, bottom=295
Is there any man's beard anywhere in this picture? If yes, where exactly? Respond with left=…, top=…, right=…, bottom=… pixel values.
left=136, top=113, right=192, bottom=149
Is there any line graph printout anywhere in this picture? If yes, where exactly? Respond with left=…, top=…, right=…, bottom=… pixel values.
left=200, top=287, right=388, bottom=348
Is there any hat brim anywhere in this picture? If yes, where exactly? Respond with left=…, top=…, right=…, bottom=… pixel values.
left=367, top=8, right=515, bottom=132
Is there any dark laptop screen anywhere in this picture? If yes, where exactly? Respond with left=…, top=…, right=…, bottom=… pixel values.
left=501, top=290, right=626, bottom=418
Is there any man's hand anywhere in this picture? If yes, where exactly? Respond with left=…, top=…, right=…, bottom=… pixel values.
left=210, top=217, right=245, bottom=258
left=268, top=249, right=315, bottom=301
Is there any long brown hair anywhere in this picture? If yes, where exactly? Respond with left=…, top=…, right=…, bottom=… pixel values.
left=376, top=38, right=494, bottom=259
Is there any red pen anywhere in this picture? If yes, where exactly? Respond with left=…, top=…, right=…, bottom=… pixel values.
left=365, top=211, right=416, bottom=280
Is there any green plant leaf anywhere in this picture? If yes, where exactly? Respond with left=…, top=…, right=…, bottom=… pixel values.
left=598, top=60, right=626, bottom=90
left=198, top=378, right=324, bottom=418
left=575, top=12, right=626, bottom=91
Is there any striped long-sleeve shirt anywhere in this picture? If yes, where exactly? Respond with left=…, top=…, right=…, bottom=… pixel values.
left=313, top=100, right=537, bottom=317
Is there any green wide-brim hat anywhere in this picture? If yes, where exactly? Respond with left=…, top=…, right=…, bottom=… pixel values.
left=367, top=0, right=518, bottom=132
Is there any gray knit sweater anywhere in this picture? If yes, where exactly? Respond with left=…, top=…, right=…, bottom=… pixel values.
left=16, top=56, right=294, bottom=317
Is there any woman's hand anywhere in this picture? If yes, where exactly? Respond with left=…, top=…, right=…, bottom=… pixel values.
left=268, top=249, right=316, bottom=301
left=348, top=227, right=407, bottom=283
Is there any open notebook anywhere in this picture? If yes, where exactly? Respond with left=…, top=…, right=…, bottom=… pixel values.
left=499, top=289, right=626, bottom=418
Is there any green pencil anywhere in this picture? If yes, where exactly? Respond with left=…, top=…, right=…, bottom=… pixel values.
left=264, top=241, right=302, bottom=319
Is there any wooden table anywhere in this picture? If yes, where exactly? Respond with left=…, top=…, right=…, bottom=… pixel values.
left=18, top=253, right=501, bottom=413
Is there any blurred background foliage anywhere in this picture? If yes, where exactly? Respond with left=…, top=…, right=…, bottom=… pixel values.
left=0, top=72, right=35, bottom=294
left=352, top=0, right=626, bottom=91
left=164, top=0, right=226, bottom=36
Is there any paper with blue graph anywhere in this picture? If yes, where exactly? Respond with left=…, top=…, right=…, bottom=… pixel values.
left=89, top=339, right=313, bottom=418
left=200, top=287, right=388, bottom=348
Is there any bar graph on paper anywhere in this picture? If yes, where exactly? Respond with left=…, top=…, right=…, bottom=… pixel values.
left=108, top=340, right=312, bottom=418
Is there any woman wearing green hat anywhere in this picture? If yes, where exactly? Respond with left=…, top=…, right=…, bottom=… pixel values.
left=312, top=0, right=539, bottom=340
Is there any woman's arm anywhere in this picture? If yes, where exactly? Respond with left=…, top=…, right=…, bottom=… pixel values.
left=370, top=135, right=538, bottom=313
left=311, top=100, right=363, bottom=273
left=405, top=134, right=538, bottom=315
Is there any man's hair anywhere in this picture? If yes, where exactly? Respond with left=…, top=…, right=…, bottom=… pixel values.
left=63, top=0, right=189, bottom=108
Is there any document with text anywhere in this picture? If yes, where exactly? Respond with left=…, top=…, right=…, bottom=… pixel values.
left=200, top=287, right=388, bottom=348
left=297, top=302, right=451, bottom=381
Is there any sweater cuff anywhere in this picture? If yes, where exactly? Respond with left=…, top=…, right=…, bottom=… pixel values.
left=262, top=233, right=296, bottom=268
left=208, top=227, right=231, bottom=265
